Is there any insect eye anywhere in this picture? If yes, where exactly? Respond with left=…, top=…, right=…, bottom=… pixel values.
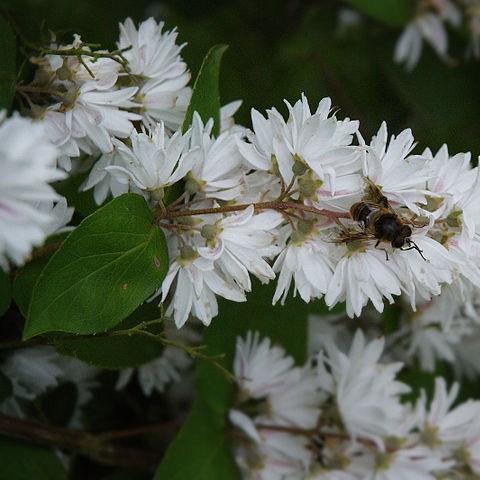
left=400, top=225, right=412, bottom=236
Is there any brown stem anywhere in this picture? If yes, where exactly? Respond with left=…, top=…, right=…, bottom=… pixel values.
left=98, top=421, right=180, bottom=442
left=0, top=414, right=159, bottom=471
left=16, top=85, right=61, bottom=95
left=255, top=423, right=317, bottom=436
left=157, top=201, right=347, bottom=222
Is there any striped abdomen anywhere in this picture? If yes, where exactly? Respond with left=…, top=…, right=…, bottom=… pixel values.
left=350, top=202, right=376, bottom=228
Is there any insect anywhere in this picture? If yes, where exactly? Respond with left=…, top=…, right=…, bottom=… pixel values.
left=334, top=178, right=427, bottom=260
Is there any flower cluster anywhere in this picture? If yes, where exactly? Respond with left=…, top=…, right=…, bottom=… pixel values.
left=4, top=16, right=480, bottom=331
left=154, top=103, right=480, bottom=327
left=394, top=0, right=480, bottom=70
left=229, top=330, right=480, bottom=479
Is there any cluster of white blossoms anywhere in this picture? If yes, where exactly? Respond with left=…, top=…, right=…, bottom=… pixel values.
left=153, top=104, right=480, bottom=327
left=4, top=16, right=480, bottom=332
left=230, top=330, right=480, bottom=479
left=395, top=0, right=480, bottom=70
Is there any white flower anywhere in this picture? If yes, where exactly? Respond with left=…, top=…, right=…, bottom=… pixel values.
left=231, top=427, right=310, bottom=480
left=81, top=149, right=131, bottom=205
left=273, top=225, right=334, bottom=305
left=118, top=17, right=191, bottom=131
left=466, top=434, right=480, bottom=474
left=0, top=113, right=64, bottom=269
left=234, top=332, right=321, bottom=434
left=44, top=77, right=141, bottom=157
left=198, top=206, right=283, bottom=291
left=37, top=197, right=74, bottom=235
left=398, top=287, right=473, bottom=371
left=234, top=331, right=295, bottom=398
left=359, top=123, right=433, bottom=212
left=418, top=377, right=480, bottom=448
left=353, top=445, right=448, bottom=480
left=186, top=113, right=246, bottom=200
left=394, top=13, right=447, bottom=70
left=395, top=1, right=461, bottom=70
left=106, top=122, right=196, bottom=196
left=160, top=237, right=245, bottom=327
left=316, top=330, right=410, bottom=448
left=392, top=234, right=454, bottom=307
left=116, top=347, right=191, bottom=395
left=325, top=248, right=404, bottom=318
left=238, top=95, right=360, bottom=190
left=220, top=100, right=244, bottom=133
left=1, top=347, right=64, bottom=401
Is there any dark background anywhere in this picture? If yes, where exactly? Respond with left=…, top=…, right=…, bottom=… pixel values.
left=3, top=0, right=480, bottom=157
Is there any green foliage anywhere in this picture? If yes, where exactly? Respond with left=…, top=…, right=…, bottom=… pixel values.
left=24, top=194, right=168, bottom=338
left=0, top=269, right=11, bottom=316
left=0, top=437, right=67, bottom=480
left=56, top=303, right=164, bottom=369
left=182, top=44, right=228, bottom=136
left=0, top=16, right=16, bottom=110
left=342, top=0, right=415, bottom=26
left=154, top=398, right=239, bottom=480
left=12, top=234, right=67, bottom=317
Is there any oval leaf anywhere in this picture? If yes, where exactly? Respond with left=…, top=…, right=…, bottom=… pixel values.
left=56, top=304, right=164, bottom=369
left=24, top=194, right=168, bottom=338
left=12, top=234, right=67, bottom=317
left=154, top=399, right=239, bottom=480
left=182, top=44, right=228, bottom=136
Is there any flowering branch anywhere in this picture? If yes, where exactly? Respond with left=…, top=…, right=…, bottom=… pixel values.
left=157, top=200, right=347, bottom=221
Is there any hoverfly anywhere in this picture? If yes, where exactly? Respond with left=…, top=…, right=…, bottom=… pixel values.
left=334, top=178, right=427, bottom=260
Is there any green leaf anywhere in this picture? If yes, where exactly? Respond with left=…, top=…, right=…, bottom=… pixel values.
left=342, top=0, right=415, bottom=26
left=56, top=303, right=164, bottom=369
left=198, top=281, right=310, bottom=414
left=24, top=194, right=168, bottom=338
left=12, top=234, right=67, bottom=317
left=181, top=44, right=228, bottom=136
left=0, top=268, right=11, bottom=316
left=0, top=371, right=12, bottom=402
left=154, top=398, right=239, bottom=480
left=0, top=437, right=67, bottom=480
left=0, top=16, right=16, bottom=110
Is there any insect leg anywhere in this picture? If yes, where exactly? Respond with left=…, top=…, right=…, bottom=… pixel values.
left=374, top=240, right=389, bottom=261
left=402, top=240, right=427, bottom=261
